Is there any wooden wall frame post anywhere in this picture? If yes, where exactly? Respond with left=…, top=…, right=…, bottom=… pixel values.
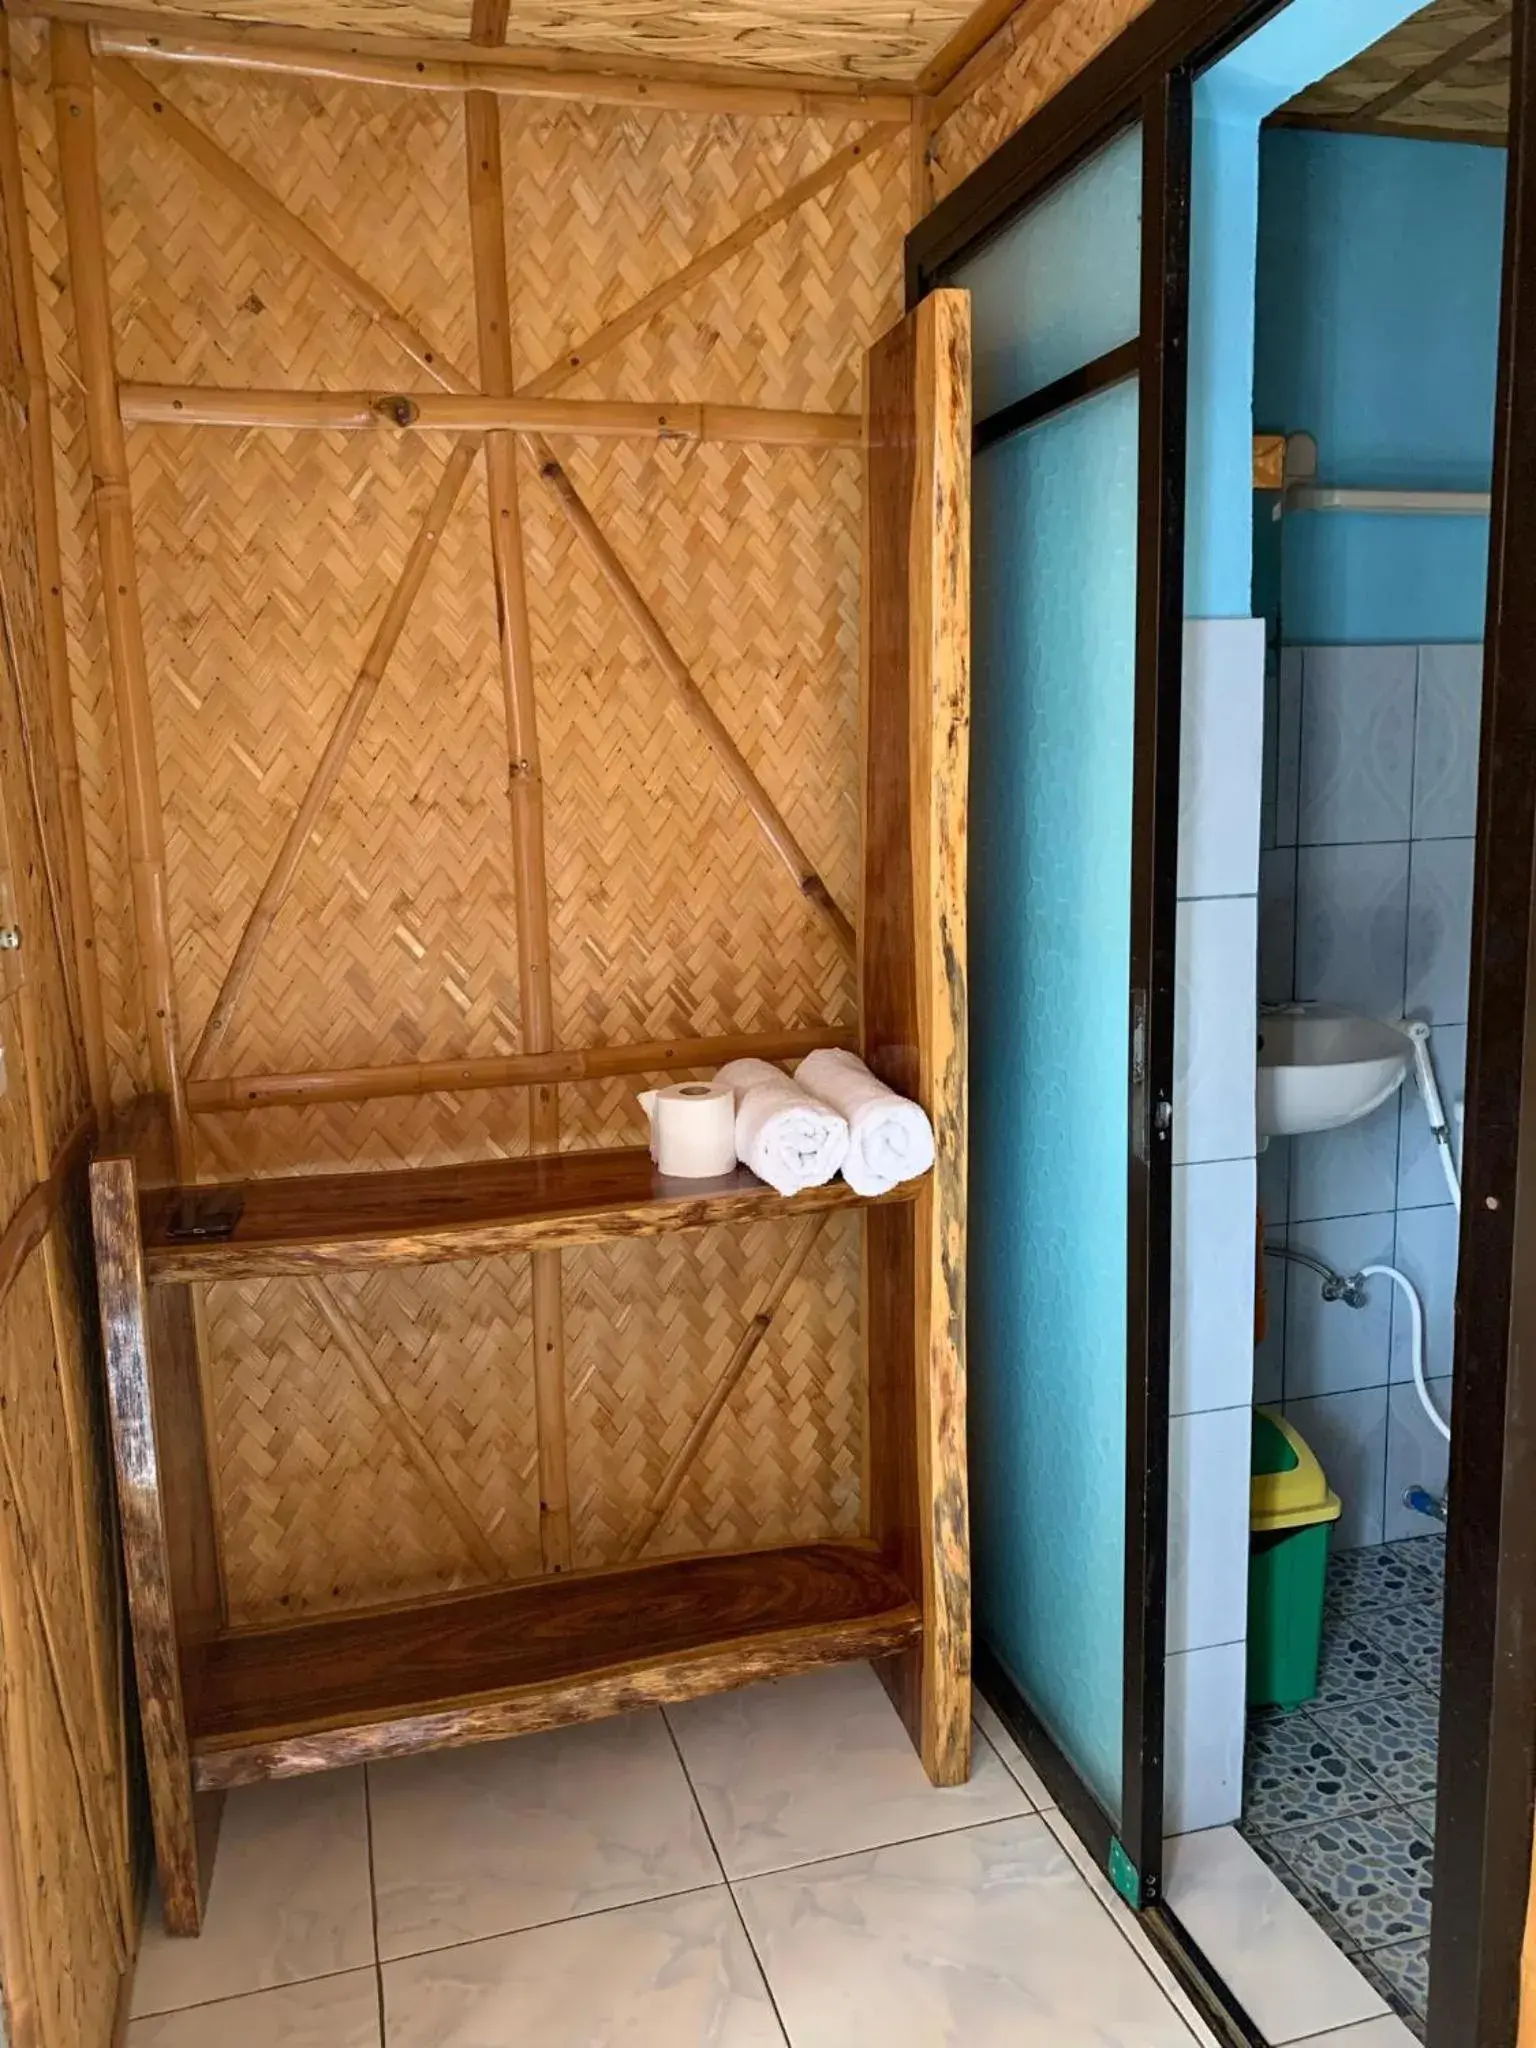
left=51, top=22, right=191, bottom=1168
left=464, top=68, right=570, bottom=1574
left=861, top=287, right=971, bottom=1785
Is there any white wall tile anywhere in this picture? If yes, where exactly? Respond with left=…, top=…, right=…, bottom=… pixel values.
left=1296, top=646, right=1417, bottom=846
left=1179, top=618, right=1266, bottom=898
left=1397, top=1023, right=1466, bottom=1210
left=1172, top=1157, right=1256, bottom=1416
left=1388, top=1204, right=1460, bottom=1387
left=1259, top=848, right=1297, bottom=1004
left=1293, top=842, right=1410, bottom=1019
left=1288, top=1093, right=1402, bottom=1225
left=1281, top=1387, right=1390, bottom=1550
left=1163, top=1643, right=1246, bottom=1835
left=1283, top=1213, right=1396, bottom=1398
left=1274, top=646, right=1303, bottom=849
left=1174, top=895, right=1257, bottom=1167
left=1405, top=837, right=1476, bottom=1026
left=1168, top=1407, right=1251, bottom=1656
left=1412, top=644, right=1483, bottom=840
left=1384, top=1377, right=1453, bottom=1541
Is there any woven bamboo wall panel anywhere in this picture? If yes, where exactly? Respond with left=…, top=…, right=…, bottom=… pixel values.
left=11, top=34, right=905, bottom=1620
left=206, top=1260, right=542, bottom=1620
left=131, top=430, right=523, bottom=1078
left=76, top=0, right=968, bottom=82
left=564, top=1207, right=862, bottom=1568
left=11, top=20, right=147, bottom=1112
left=931, top=0, right=1155, bottom=201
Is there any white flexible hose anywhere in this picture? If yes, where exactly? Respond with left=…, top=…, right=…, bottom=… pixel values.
left=1358, top=1263, right=1451, bottom=1442
left=1405, top=1020, right=1462, bottom=1214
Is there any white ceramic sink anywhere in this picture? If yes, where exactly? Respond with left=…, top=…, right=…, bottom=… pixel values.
left=1258, top=1004, right=1412, bottom=1139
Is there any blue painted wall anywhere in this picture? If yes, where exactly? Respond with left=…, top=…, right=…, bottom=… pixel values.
left=1184, top=0, right=1424, bottom=616
left=1253, top=128, right=1506, bottom=644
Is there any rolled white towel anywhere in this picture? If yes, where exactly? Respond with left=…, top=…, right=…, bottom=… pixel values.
left=795, top=1048, right=935, bottom=1197
left=714, top=1058, right=849, bottom=1197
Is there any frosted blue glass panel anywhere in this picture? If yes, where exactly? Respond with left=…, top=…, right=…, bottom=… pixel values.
left=952, top=125, right=1142, bottom=420
left=970, top=378, right=1139, bottom=1820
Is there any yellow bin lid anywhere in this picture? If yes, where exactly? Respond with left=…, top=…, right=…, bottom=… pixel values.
left=1251, top=1406, right=1342, bottom=1533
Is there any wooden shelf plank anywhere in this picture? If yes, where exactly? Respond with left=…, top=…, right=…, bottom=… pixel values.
left=141, top=1145, right=911, bottom=1281
left=185, top=1541, right=920, bottom=1788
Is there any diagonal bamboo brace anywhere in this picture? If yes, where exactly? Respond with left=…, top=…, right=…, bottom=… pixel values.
left=190, top=446, right=477, bottom=1076
left=535, top=442, right=856, bottom=956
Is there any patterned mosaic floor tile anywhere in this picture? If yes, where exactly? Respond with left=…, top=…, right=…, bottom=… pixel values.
left=1358, top=1601, right=1445, bottom=1686
left=1310, top=1689, right=1440, bottom=1804
left=1242, top=1709, right=1385, bottom=1831
left=1311, top=1626, right=1421, bottom=1710
left=1358, top=1933, right=1431, bottom=2034
left=1324, top=1542, right=1440, bottom=1620
left=1263, top=1806, right=1433, bottom=1954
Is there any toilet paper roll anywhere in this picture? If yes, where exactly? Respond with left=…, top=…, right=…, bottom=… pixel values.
left=635, top=1082, right=738, bottom=1178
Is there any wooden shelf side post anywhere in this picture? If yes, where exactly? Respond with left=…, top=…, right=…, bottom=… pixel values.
left=860, top=287, right=972, bottom=1786
left=89, top=1104, right=223, bottom=1934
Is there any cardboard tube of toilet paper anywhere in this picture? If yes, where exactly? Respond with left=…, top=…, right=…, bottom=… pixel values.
left=636, top=1082, right=737, bottom=1177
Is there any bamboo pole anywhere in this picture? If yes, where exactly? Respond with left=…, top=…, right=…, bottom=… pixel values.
left=915, top=0, right=1022, bottom=94
left=50, top=22, right=191, bottom=1170
left=0, top=580, right=88, bottom=1091
left=189, top=447, right=476, bottom=1076
left=302, top=1281, right=504, bottom=1580
left=535, top=443, right=856, bottom=956
left=0, top=15, right=109, bottom=1118
left=184, top=1024, right=855, bottom=1112
left=21, top=1, right=913, bottom=103
left=927, top=0, right=1059, bottom=130
left=909, top=97, right=935, bottom=221
left=467, top=82, right=570, bottom=1574
left=89, top=19, right=913, bottom=122
left=118, top=383, right=861, bottom=448
left=624, top=1215, right=826, bottom=1559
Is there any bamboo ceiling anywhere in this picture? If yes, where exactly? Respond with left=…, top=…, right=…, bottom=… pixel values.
left=1278, top=0, right=1509, bottom=145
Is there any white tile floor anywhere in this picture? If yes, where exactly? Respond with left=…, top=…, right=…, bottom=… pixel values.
left=126, top=1662, right=1415, bottom=2047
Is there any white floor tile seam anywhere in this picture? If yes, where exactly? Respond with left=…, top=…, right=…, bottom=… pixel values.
left=369, top=1874, right=732, bottom=1965
left=363, top=1764, right=387, bottom=2046
left=131, top=1958, right=386, bottom=2024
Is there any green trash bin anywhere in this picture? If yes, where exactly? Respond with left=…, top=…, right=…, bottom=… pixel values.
left=1247, top=1406, right=1342, bottom=1711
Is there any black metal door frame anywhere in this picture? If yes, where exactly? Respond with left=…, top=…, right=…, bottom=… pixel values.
left=909, top=3, right=1536, bottom=2045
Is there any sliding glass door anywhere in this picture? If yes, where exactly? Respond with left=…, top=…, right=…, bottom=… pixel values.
left=940, top=84, right=1191, bottom=1902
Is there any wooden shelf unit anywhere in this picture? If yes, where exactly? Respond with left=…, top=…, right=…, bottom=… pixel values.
left=87, top=287, right=971, bottom=1939
left=140, top=1144, right=907, bottom=1281
left=185, top=1541, right=921, bottom=1790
